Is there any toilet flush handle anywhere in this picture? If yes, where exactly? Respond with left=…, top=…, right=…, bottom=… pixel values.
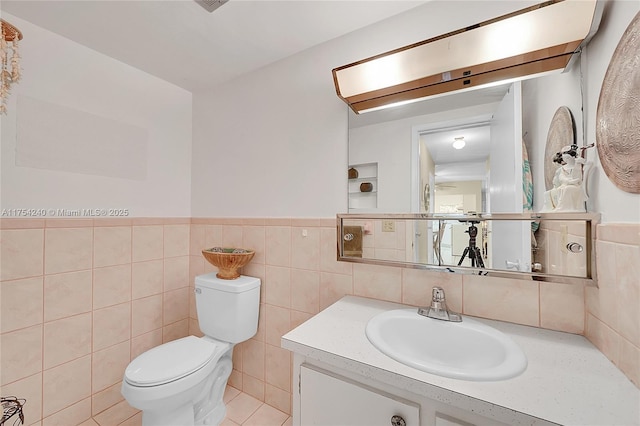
left=194, top=288, right=202, bottom=294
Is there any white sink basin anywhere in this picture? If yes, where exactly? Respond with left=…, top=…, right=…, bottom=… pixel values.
left=365, top=309, right=527, bottom=381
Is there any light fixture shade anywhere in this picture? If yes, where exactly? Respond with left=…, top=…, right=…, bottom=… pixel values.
left=333, top=0, right=603, bottom=114
left=453, top=137, right=466, bottom=150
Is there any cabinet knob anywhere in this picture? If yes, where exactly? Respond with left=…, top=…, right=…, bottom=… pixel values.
left=390, top=415, right=406, bottom=426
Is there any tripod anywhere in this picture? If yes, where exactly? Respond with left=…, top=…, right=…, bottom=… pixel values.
left=457, top=222, right=485, bottom=268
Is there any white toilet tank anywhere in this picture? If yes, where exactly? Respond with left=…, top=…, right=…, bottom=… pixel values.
left=195, top=273, right=261, bottom=343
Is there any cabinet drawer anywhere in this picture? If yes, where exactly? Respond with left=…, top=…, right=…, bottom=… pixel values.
left=300, top=364, right=419, bottom=426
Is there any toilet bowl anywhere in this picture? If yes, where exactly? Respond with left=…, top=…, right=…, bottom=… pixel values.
left=121, top=274, right=261, bottom=426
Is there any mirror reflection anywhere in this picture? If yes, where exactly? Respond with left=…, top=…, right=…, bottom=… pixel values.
left=347, top=66, right=585, bottom=276
left=339, top=215, right=595, bottom=281
left=347, top=67, right=584, bottom=215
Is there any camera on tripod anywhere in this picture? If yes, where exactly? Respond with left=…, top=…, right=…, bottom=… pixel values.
left=457, top=220, right=484, bottom=268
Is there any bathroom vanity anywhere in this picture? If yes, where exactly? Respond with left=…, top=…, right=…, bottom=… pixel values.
left=282, top=296, right=639, bottom=426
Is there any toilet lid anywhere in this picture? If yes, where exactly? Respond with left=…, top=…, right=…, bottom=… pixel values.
left=124, top=336, right=222, bottom=386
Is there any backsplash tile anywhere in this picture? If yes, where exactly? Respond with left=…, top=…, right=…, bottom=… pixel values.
left=462, top=275, right=540, bottom=327
left=615, top=243, right=640, bottom=347
left=0, top=218, right=636, bottom=425
left=540, top=282, right=585, bottom=334
left=352, top=263, right=402, bottom=303
left=401, top=269, right=463, bottom=312
left=585, top=223, right=640, bottom=388
left=290, top=268, right=320, bottom=314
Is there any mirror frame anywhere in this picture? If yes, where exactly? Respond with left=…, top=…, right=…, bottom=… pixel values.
left=337, top=212, right=599, bottom=285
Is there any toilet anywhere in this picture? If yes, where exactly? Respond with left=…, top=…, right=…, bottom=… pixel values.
left=121, top=273, right=261, bottom=426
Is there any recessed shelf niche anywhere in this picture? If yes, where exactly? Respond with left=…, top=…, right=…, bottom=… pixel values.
left=348, top=162, right=378, bottom=211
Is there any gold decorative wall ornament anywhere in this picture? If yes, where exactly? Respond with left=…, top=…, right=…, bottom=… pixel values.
left=1, top=19, right=23, bottom=115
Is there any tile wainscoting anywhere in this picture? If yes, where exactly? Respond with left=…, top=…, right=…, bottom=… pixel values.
left=586, top=224, right=640, bottom=388
left=1, top=218, right=192, bottom=426
left=1, top=218, right=638, bottom=425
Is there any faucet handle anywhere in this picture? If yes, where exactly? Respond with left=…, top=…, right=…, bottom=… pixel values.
left=432, top=286, right=445, bottom=302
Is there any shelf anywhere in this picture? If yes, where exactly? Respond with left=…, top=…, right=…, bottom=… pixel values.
left=348, top=162, right=378, bottom=210
left=348, top=191, right=377, bottom=196
left=348, top=177, right=377, bottom=182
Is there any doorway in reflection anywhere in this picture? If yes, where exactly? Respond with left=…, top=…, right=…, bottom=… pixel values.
left=411, top=82, right=530, bottom=271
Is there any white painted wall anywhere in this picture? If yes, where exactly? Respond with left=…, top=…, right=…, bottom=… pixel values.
left=583, top=0, right=640, bottom=223
left=192, top=0, right=638, bottom=222
left=191, top=0, right=543, bottom=217
left=191, top=44, right=348, bottom=218
left=522, top=0, right=640, bottom=222
left=0, top=14, right=192, bottom=218
left=4, top=0, right=635, bottom=222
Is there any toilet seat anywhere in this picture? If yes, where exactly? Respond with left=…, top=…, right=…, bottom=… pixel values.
left=125, top=336, right=224, bottom=387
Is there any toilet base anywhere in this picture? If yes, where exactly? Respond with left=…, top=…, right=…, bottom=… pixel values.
left=194, top=354, right=232, bottom=425
left=131, top=349, right=233, bottom=426
left=142, top=405, right=195, bottom=426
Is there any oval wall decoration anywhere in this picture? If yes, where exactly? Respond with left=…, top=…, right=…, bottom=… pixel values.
left=596, top=11, right=640, bottom=194
left=544, top=106, right=575, bottom=190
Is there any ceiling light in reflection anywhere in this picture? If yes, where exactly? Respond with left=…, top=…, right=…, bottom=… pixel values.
left=453, top=137, right=466, bottom=150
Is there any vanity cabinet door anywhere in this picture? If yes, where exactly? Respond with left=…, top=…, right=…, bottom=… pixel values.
left=300, top=365, right=419, bottom=426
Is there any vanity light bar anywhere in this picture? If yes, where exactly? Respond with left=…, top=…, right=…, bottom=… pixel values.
left=333, top=0, right=602, bottom=114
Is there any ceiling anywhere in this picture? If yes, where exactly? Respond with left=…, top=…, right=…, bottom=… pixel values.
left=1, top=0, right=428, bottom=92
left=424, top=124, right=491, bottom=166
left=348, top=82, right=511, bottom=172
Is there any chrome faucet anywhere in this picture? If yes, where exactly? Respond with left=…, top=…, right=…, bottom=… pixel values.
left=418, top=286, right=462, bottom=322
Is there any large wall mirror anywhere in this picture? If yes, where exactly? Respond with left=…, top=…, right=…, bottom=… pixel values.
left=338, top=213, right=598, bottom=284
left=348, top=69, right=585, bottom=215
left=346, top=45, right=594, bottom=281
left=342, top=0, right=606, bottom=282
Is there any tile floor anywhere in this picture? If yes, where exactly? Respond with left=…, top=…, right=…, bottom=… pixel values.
left=221, top=387, right=291, bottom=426
left=81, top=386, right=291, bottom=426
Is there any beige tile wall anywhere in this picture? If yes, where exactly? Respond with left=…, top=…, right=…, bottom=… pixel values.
left=343, top=219, right=408, bottom=262
left=188, top=217, right=625, bottom=416
left=585, top=224, right=640, bottom=388
left=535, top=220, right=591, bottom=277
left=1, top=218, right=192, bottom=426
left=1, top=218, right=637, bottom=426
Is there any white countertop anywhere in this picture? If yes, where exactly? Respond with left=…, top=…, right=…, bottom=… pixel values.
left=282, top=296, right=640, bottom=426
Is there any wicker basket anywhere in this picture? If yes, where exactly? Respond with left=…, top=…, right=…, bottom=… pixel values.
left=201, top=248, right=256, bottom=280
